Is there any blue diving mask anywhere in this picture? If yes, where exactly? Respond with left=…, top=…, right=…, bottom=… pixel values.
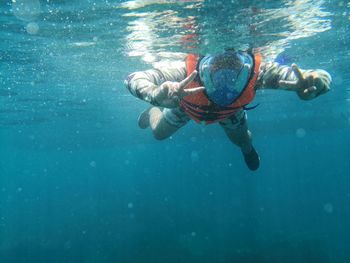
left=199, top=51, right=253, bottom=107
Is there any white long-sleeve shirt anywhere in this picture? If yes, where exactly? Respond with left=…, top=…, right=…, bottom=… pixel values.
left=125, top=58, right=329, bottom=106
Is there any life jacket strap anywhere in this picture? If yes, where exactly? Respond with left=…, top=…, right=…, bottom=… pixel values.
left=243, top=103, right=260, bottom=111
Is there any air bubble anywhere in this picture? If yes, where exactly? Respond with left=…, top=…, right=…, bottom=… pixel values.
left=12, top=0, right=41, bottom=21
left=296, top=128, right=306, bottom=138
left=324, top=203, right=333, bottom=213
left=26, top=22, right=39, bottom=34
left=334, top=76, right=343, bottom=86
left=191, top=151, right=199, bottom=162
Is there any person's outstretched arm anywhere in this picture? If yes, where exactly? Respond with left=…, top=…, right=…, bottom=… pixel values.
left=256, top=62, right=332, bottom=100
left=124, top=65, right=204, bottom=108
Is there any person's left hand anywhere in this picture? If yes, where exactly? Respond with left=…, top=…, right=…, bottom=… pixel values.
left=278, top=64, right=332, bottom=100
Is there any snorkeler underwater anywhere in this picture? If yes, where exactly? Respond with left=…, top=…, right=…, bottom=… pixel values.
left=125, top=49, right=331, bottom=171
left=0, top=1, right=349, bottom=263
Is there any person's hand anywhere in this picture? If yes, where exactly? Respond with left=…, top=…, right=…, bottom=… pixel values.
left=278, top=64, right=331, bottom=100
left=152, top=70, right=205, bottom=108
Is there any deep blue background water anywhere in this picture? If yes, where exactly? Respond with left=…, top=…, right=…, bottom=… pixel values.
left=1, top=0, right=350, bottom=262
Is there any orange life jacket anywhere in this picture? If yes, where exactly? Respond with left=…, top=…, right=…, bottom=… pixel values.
left=179, top=52, right=262, bottom=124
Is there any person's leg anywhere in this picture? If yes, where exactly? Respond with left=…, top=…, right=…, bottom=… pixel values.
left=219, top=110, right=260, bottom=170
left=149, top=107, right=181, bottom=140
left=222, top=122, right=252, bottom=154
left=219, top=110, right=252, bottom=151
left=138, top=106, right=190, bottom=140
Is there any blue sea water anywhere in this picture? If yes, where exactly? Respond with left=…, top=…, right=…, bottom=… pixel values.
left=1, top=0, right=350, bottom=262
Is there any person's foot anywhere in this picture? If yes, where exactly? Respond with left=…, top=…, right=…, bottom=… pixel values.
left=137, top=107, right=153, bottom=129
left=242, top=146, right=260, bottom=171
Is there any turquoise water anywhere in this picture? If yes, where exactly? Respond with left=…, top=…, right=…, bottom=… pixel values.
left=1, top=0, right=350, bottom=262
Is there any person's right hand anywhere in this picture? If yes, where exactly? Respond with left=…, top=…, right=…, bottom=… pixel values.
left=152, top=70, right=205, bottom=108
